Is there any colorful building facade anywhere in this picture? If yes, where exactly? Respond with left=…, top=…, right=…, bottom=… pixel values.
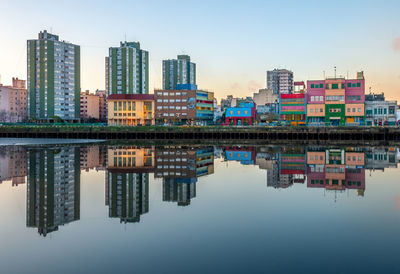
left=306, top=148, right=365, bottom=196
left=307, top=73, right=365, bottom=126
left=225, top=102, right=256, bottom=126
left=279, top=93, right=306, bottom=126
left=107, top=94, right=154, bottom=126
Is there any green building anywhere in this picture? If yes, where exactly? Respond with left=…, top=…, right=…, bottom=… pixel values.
left=162, top=55, right=196, bottom=90
left=27, top=30, right=80, bottom=121
left=106, top=42, right=149, bottom=95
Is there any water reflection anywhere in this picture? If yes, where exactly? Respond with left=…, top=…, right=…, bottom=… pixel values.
left=106, top=146, right=153, bottom=223
left=26, top=147, right=80, bottom=236
left=0, top=143, right=398, bottom=236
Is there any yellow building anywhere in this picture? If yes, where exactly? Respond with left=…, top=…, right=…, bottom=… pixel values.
left=108, top=94, right=155, bottom=126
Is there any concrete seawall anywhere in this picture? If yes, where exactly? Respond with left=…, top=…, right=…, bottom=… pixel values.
left=0, top=126, right=399, bottom=145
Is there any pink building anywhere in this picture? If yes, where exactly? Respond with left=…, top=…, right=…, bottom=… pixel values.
left=307, top=72, right=365, bottom=126
left=0, top=78, right=27, bottom=123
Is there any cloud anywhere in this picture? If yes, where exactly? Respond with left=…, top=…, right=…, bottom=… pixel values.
left=247, top=80, right=262, bottom=93
left=230, top=82, right=242, bottom=90
left=393, top=37, right=400, bottom=52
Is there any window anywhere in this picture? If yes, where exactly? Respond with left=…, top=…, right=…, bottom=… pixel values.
left=311, top=96, right=314, bottom=102
left=157, top=92, right=162, bottom=96
left=320, top=108, right=323, bottom=112
left=311, top=84, right=315, bottom=88
left=384, top=108, right=387, bottom=114
left=320, top=96, right=323, bottom=101
left=352, top=108, right=355, bottom=112
left=118, top=102, right=122, bottom=111
left=357, top=96, right=361, bottom=101
left=114, top=102, right=117, bottom=111
left=356, top=82, right=361, bottom=87
left=374, top=108, right=377, bottom=114
left=347, top=83, right=351, bottom=87
left=339, top=96, right=344, bottom=101
left=332, top=83, right=339, bottom=89
left=315, top=108, right=318, bottom=113
left=341, top=84, right=344, bottom=89
left=326, top=84, right=329, bottom=89
left=347, top=108, right=351, bottom=112
left=230, top=111, right=233, bottom=115
left=244, top=110, right=248, bottom=114
left=310, top=108, right=313, bottom=113
left=319, top=84, right=323, bottom=88
left=132, top=102, right=136, bottom=111
left=358, top=108, right=361, bottom=113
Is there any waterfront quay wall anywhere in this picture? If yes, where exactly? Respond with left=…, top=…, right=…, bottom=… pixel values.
left=0, top=126, right=399, bottom=144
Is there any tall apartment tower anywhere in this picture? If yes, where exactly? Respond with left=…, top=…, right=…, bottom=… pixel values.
left=106, top=41, right=149, bottom=95
left=266, top=69, right=294, bottom=94
left=27, top=30, right=80, bottom=121
left=162, top=55, right=196, bottom=90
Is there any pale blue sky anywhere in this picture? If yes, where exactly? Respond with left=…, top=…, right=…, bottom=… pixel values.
left=1, top=0, right=399, bottom=100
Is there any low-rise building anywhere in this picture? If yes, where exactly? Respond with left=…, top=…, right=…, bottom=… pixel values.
left=107, top=94, right=154, bottom=126
left=253, top=88, right=278, bottom=106
left=307, top=72, right=365, bottom=126
left=365, top=93, right=397, bottom=126
left=154, top=88, right=214, bottom=125
left=0, top=78, right=27, bottom=123
left=96, top=89, right=107, bottom=122
left=279, top=81, right=306, bottom=126
left=225, top=102, right=257, bottom=126
left=80, top=90, right=100, bottom=120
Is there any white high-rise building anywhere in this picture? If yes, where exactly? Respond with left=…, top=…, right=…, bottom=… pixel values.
left=266, top=69, right=293, bottom=94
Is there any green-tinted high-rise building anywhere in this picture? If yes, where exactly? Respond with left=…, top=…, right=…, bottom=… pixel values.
left=27, top=30, right=80, bottom=121
left=162, top=55, right=196, bottom=90
left=106, top=42, right=149, bottom=95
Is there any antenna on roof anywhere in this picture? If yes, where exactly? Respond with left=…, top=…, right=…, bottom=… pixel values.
left=334, top=66, right=337, bottom=79
left=124, top=33, right=127, bottom=42
left=323, top=70, right=325, bottom=79
left=369, top=87, right=372, bottom=94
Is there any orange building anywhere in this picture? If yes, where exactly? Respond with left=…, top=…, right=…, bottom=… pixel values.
left=80, top=90, right=100, bottom=120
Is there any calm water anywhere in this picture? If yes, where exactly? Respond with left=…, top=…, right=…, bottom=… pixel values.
left=0, top=143, right=399, bottom=274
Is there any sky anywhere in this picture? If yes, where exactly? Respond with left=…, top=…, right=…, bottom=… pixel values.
left=1, top=0, right=400, bottom=101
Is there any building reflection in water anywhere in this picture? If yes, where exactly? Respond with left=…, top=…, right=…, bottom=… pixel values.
left=106, top=146, right=154, bottom=223
left=221, top=145, right=399, bottom=198
left=0, top=146, right=27, bottom=186
left=155, top=146, right=214, bottom=206
left=306, top=147, right=366, bottom=196
left=19, top=143, right=399, bottom=235
left=26, top=147, right=81, bottom=236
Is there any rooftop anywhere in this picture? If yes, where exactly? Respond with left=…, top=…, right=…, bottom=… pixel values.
left=108, top=94, right=154, bottom=100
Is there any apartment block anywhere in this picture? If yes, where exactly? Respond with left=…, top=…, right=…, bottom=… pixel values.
left=307, top=72, right=365, bottom=126
left=80, top=90, right=100, bottom=120
left=0, top=77, right=27, bottom=122
left=106, top=41, right=148, bottom=95
left=266, top=69, right=294, bottom=94
left=27, top=30, right=80, bottom=121
left=163, top=55, right=196, bottom=90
